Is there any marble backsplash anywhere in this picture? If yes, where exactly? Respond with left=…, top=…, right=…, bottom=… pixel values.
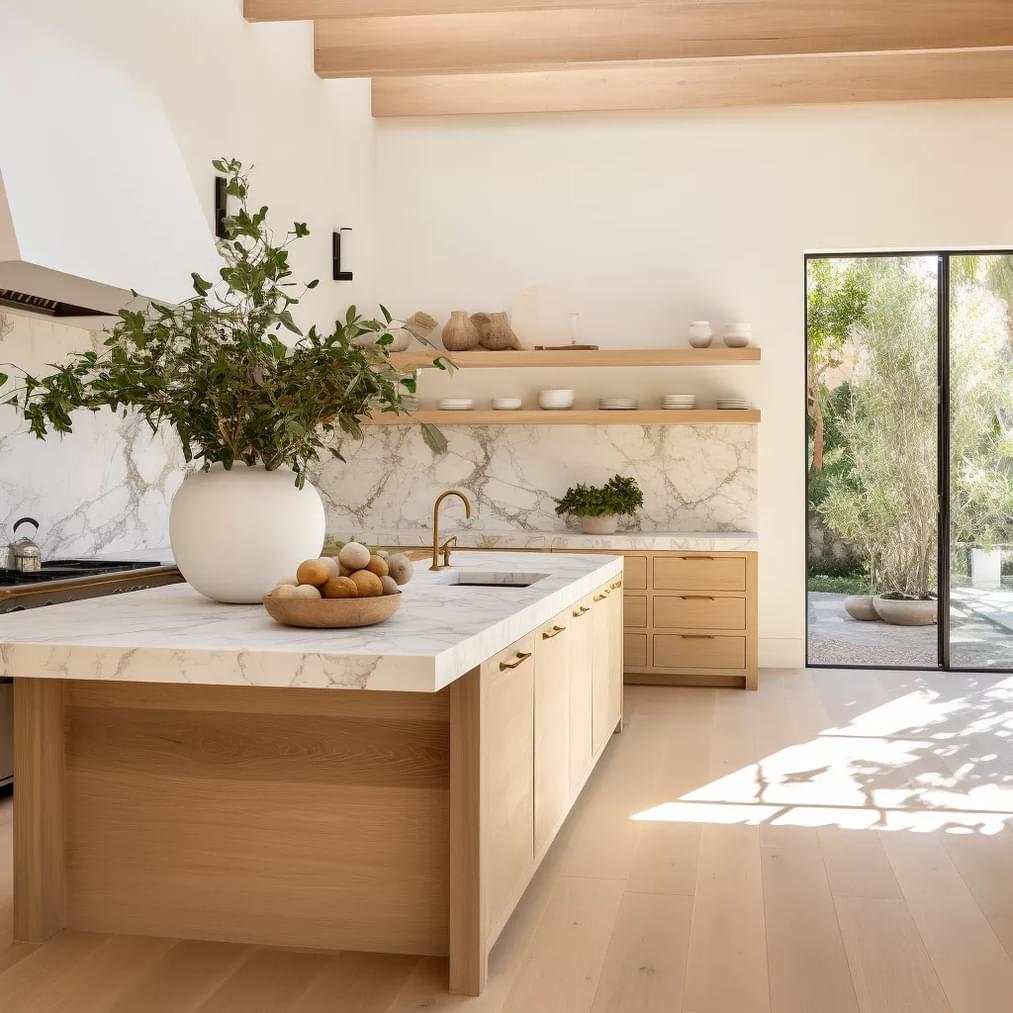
left=316, top=423, right=757, bottom=536
left=0, top=314, right=185, bottom=558
left=3, top=314, right=755, bottom=556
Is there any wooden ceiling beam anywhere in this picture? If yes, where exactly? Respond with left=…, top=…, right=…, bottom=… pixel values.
left=371, top=48, right=1013, bottom=117
left=315, top=2, right=1013, bottom=78
left=245, top=0, right=661, bottom=19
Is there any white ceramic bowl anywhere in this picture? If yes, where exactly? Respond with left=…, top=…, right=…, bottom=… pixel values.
left=723, top=334, right=751, bottom=348
left=538, top=388, right=575, bottom=410
left=492, top=397, right=522, bottom=410
left=688, top=334, right=713, bottom=348
left=725, top=321, right=753, bottom=336
left=689, top=321, right=712, bottom=337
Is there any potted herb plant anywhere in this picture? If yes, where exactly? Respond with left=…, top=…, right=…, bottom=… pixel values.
left=0, top=158, right=446, bottom=604
left=554, top=475, right=644, bottom=535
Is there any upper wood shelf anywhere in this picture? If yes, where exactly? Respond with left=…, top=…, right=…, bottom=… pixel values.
left=368, top=409, right=760, bottom=426
left=388, top=347, right=761, bottom=370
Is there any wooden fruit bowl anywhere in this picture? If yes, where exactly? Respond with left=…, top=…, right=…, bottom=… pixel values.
left=263, top=591, right=401, bottom=629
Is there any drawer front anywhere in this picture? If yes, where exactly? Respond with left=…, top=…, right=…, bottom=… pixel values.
left=623, top=555, right=648, bottom=590
left=653, top=595, right=746, bottom=631
left=653, top=555, right=746, bottom=592
left=624, top=595, right=648, bottom=628
left=623, top=633, right=649, bottom=669
left=653, top=634, right=746, bottom=671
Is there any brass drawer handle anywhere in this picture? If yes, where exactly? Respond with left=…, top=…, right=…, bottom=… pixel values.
left=680, top=555, right=716, bottom=560
left=542, top=625, right=566, bottom=640
left=680, top=634, right=716, bottom=639
left=500, top=651, right=533, bottom=671
left=679, top=595, right=716, bottom=600
left=594, top=592, right=608, bottom=602
left=572, top=605, right=590, bottom=617
left=611, top=579, right=623, bottom=590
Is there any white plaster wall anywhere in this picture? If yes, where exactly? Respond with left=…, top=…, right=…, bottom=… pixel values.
left=0, top=0, right=376, bottom=324
left=372, top=100, right=1013, bottom=667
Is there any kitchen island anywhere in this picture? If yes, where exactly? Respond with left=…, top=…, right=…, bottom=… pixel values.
left=0, top=550, right=624, bottom=996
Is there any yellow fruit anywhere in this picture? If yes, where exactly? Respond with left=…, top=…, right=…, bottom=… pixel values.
left=349, top=570, right=383, bottom=598
left=322, top=575, right=359, bottom=599
left=297, top=559, right=332, bottom=587
left=293, top=584, right=322, bottom=599
left=365, top=554, right=389, bottom=578
left=338, top=541, right=371, bottom=571
left=380, top=575, right=400, bottom=596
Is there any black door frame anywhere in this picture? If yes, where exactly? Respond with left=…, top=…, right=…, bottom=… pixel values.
left=805, top=249, right=1012, bottom=673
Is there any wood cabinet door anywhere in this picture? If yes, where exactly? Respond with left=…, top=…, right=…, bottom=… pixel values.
left=482, top=635, right=535, bottom=936
left=534, top=609, right=571, bottom=858
left=607, top=582, right=623, bottom=732
left=568, top=595, right=594, bottom=799
left=591, top=586, right=611, bottom=756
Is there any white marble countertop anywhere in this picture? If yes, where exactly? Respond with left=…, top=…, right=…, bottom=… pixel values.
left=342, top=528, right=759, bottom=552
left=0, top=551, right=621, bottom=694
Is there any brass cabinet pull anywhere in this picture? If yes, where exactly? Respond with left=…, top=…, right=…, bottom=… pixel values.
left=572, top=605, right=590, bottom=617
left=679, top=595, right=716, bottom=600
left=500, top=651, right=533, bottom=671
left=611, top=579, right=623, bottom=590
left=542, top=625, right=566, bottom=640
left=593, top=592, right=608, bottom=602
left=681, top=555, right=715, bottom=560
left=680, top=634, right=716, bottom=639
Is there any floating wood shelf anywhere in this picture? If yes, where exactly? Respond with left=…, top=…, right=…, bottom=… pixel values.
left=388, top=347, right=760, bottom=370
left=368, top=409, right=760, bottom=426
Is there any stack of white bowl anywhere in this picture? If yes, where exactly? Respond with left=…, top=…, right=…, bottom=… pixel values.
left=716, top=396, right=751, bottom=411
left=661, top=394, right=697, bottom=411
left=599, top=397, right=638, bottom=411
left=437, top=397, right=474, bottom=411
left=538, top=389, right=575, bottom=410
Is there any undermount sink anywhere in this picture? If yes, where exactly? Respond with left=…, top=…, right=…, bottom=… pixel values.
left=436, top=571, right=548, bottom=588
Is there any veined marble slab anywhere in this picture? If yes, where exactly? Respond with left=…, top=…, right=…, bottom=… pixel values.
left=339, top=528, right=758, bottom=552
left=0, top=551, right=621, bottom=694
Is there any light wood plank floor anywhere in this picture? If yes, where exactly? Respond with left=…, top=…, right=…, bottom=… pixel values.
left=2, top=667, right=1013, bottom=1012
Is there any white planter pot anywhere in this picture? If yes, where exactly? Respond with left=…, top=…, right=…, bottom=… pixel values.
left=170, top=464, right=325, bottom=604
left=970, top=547, right=1003, bottom=588
left=581, top=515, right=618, bottom=535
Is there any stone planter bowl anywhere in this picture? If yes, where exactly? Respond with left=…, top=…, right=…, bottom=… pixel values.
left=844, top=594, right=879, bottom=621
left=872, top=595, right=937, bottom=626
left=581, top=515, right=618, bottom=535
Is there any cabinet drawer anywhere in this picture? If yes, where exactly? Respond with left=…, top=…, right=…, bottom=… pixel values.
left=653, top=555, right=746, bottom=592
left=623, top=555, right=648, bottom=590
left=624, top=595, right=648, bottom=628
left=652, top=634, right=746, bottom=671
left=624, top=633, right=648, bottom=669
left=653, top=595, right=746, bottom=631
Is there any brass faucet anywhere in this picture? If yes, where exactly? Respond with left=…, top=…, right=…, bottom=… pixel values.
left=431, top=490, right=472, bottom=570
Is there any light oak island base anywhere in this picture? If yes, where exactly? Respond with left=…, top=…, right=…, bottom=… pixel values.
left=11, top=578, right=624, bottom=997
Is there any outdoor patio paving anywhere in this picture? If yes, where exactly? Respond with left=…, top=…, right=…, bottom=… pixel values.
left=808, top=587, right=1013, bottom=669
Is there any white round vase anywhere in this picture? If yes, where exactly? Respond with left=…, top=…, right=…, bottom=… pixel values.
left=170, top=464, right=325, bottom=604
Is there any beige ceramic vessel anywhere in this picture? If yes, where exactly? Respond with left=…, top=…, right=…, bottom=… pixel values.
left=442, top=311, right=480, bottom=351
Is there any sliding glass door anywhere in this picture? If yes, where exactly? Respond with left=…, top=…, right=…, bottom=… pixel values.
left=947, top=255, right=1013, bottom=670
left=806, top=255, right=939, bottom=668
left=806, top=250, right=1013, bottom=672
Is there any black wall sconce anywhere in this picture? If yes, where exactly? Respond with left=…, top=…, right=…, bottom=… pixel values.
left=332, top=228, right=353, bottom=281
left=214, top=176, right=228, bottom=239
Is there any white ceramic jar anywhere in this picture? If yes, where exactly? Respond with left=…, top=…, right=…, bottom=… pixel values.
left=538, top=388, right=575, bottom=410
left=170, top=463, right=325, bottom=604
left=688, top=321, right=713, bottom=348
